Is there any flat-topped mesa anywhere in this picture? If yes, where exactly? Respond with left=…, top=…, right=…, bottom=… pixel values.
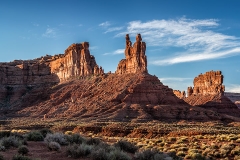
left=188, top=70, right=225, bottom=96
left=50, top=42, right=104, bottom=82
left=116, top=34, right=148, bottom=74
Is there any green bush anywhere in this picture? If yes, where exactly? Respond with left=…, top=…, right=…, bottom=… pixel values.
left=66, top=143, right=92, bottom=158
left=86, top=137, right=101, bottom=145
left=39, top=128, right=53, bottom=138
left=134, top=149, right=159, bottom=160
left=65, top=133, right=86, bottom=144
left=18, top=145, right=29, bottom=155
left=108, top=149, right=131, bottom=160
left=91, top=148, right=109, bottom=160
left=25, top=131, right=43, bottom=141
left=44, top=133, right=68, bottom=145
left=0, top=136, right=22, bottom=149
left=0, top=154, right=5, bottom=160
left=114, top=140, right=138, bottom=153
left=0, top=130, right=11, bottom=138
left=47, top=141, right=61, bottom=151
left=12, top=154, right=32, bottom=160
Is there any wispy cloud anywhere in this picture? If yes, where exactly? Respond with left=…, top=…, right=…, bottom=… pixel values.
left=103, top=49, right=124, bottom=55
left=99, top=21, right=111, bottom=27
left=159, top=77, right=192, bottom=82
left=42, top=28, right=56, bottom=38
left=104, top=27, right=123, bottom=33
left=158, top=77, right=192, bottom=91
left=32, top=23, right=39, bottom=27
left=115, top=17, right=240, bottom=65
left=90, top=46, right=98, bottom=50
left=226, top=84, right=240, bottom=93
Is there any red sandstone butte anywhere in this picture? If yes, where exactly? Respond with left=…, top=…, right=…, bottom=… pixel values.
left=179, top=71, right=240, bottom=118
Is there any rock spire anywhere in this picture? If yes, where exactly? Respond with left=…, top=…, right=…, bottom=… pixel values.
left=116, top=34, right=147, bottom=74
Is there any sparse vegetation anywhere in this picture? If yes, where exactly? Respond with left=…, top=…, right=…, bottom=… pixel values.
left=25, top=131, right=43, bottom=141
left=1, top=119, right=240, bottom=159
left=114, top=140, right=138, bottom=153
left=18, top=145, right=29, bottom=155
left=47, top=141, right=61, bottom=151
left=12, top=154, right=32, bottom=160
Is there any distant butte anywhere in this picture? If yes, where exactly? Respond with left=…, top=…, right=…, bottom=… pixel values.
left=174, top=71, right=240, bottom=118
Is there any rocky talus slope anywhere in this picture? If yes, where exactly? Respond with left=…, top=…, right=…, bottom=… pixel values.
left=17, top=73, right=238, bottom=122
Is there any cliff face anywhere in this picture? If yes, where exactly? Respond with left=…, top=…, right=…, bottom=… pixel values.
left=50, top=42, right=103, bottom=82
left=116, top=34, right=147, bottom=74
left=188, top=70, right=225, bottom=96
left=179, top=71, right=240, bottom=117
left=0, top=42, right=103, bottom=108
left=0, top=61, right=59, bottom=108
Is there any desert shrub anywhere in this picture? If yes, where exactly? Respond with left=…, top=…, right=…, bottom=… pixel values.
left=0, top=136, right=22, bottom=149
left=86, top=137, right=101, bottom=145
left=12, top=154, right=32, bottom=160
left=39, top=128, right=53, bottom=138
left=44, top=132, right=68, bottom=145
left=25, top=131, right=43, bottom=141
left=236, top=138, right=240, bottom=143
left=0, top=130, right=11, bottom=138
left=134, top=149, right=159, bottom=160
left=91, top=148, right=109, bottom=160
left=189, top=153, right=205, bottom=160
left=177, top=147, right=188, bottom=152
left=168, top=137, right=176, bottom=142
left=47, top=141, right=61, bottom=151
left=0, top=154, right=5, bottom=160
left=108, top=149, right=131, bottom=160
left=65, top=133, right=86, bottom=144
left=0, top=145, right=5, bottom=151
left=114, top=140, right=138, bottom=153
left=66, top=143, right=92, bottom=158
left=234, top=155, right=240, bottom=160
left=231, top=146, right=240, bottom=155
left=176, top=151, right=185, bottom=157
left=18, top=145, right=29, bottom=155
left=65, top=131, right=73, bottom=135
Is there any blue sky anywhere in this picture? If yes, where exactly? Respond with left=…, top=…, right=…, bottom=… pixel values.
left=1, top=0, right=240, bottom=93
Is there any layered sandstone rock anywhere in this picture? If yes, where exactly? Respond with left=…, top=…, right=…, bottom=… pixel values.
left=182, top=71, right=240, bottom=117
left=173, top=90, right=186, bottom=99
left=0, top=42, right=103, bottom=108
left=188, top=70, right=225, bottom=96
left=50, top=42, right=103, bottom=81
left=0, top=61, right=59, bottom=108
left=116, top=34, right=147, bottom=74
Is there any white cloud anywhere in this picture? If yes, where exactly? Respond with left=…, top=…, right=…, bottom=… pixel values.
left=158, top=77, right=192, bottom=91
left=103, top=49, right=124, bottom=56
left=78, top=24, right=83, bottom=27
left=226, top=84, right=240, bottom=93
left=159, top=77, right=192, bottom=82
left=104, top=27, right=123, bottom=33
left=90, top=46, right=98, bottom=50
left=115, top=17, right=240, bottom=65
left=32, top=23, right=39, bottom=27
left=42, top=28, right=56, bottom=38
left=152, top=47, right=240, bottom=65
left=99, top=21, right=111, bottom=27
left=113, top=49, right=124, bottom=54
